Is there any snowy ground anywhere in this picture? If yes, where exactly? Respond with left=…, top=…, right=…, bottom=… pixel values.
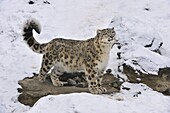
left=0, top=0, right=170, bottom=113
left=27, top=83, right=170, bottom=113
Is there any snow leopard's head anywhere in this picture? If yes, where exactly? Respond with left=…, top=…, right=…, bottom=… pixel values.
left=97, top=27, right=118, bottom=45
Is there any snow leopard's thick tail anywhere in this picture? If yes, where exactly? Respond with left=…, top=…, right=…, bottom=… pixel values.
left=22, top=18, right=47, bottom=54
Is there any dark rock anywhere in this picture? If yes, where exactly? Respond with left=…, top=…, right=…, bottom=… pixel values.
left=162, top=88, right=170, bottom=96
left=28, top=1, right=34, bottom=5
left=43, top=0, right=50, bottom=4
left=67, top=79, right=77, bottom=86
left=133, top=92, right=141, bottom=97
left=59, top=72, right=85, bottom=81
left=17, top=88, right=23, bottom=93
left=144, top=7, right=150, bottom=11
left=117, top=45, right=121, bottom=49
left=74, top=76, right=82, bottom=83
left=18, top=72, right=121, bottom=106
left=123, top=63, right=170, bottom=95
left=137, top=91, right=142, bottom=94
left=18, top=93, right=39, bottom=107
left=117, top=52, right=121, bottom=59
left=145, top=38, right=163, bottom=54
left=122, top=87, right=130, bottom=90
left=102, top=73, right=123, bottom=90
left=106, top=69, right=112, bottom=74
left=158, top=67, right=170, bottom=80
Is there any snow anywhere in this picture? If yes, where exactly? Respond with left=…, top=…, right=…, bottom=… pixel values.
left=122, top=45, right=170, bottom=75
left=0, top=0, right=170, bottom=113
left=109, top=12, right=170, bottom=75
left=109, top=15, right=163, bottom=51
left=27, top=83, right=170, bottom=113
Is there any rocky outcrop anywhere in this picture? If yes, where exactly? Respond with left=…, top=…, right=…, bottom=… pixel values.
left=123, top=64, right=170, bottom=95
left=109, top=16, right=170, bottom=96
left=18, top=72, right=121, bottom=106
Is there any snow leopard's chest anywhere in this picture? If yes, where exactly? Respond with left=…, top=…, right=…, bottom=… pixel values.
left=95, top=53, right=110, bottom=71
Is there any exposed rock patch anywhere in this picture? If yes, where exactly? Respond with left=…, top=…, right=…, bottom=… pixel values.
left=18, top=72, right=121, bottom=106
left=123, top=64, right=170, bottom=95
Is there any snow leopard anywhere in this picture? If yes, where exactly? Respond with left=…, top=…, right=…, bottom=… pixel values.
left=22, top=18, right=117, bottom=94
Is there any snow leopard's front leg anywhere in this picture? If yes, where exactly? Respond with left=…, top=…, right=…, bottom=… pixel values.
left=85, top=65, right=107, bottom=94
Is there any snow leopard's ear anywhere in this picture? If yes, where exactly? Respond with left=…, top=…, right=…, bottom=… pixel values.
left=97, top=29, right=102, bottom=34
left=111, top=27, right=114, bottom=31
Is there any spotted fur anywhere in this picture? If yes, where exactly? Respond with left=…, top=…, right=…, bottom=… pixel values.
left=22, top=18, right=117, bottom=94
